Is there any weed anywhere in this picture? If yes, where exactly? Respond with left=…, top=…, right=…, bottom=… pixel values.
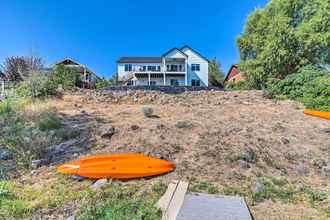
left=77, top=183, right=163, bottom=220
left=190, top=181, right=219, bottom=194
left=38, top=112, right=62, bottom=131
left=223, top=187, right=246, bottom=197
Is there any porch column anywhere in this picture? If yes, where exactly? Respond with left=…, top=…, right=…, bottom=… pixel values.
left=163, top=73, right=166, bottom=85
left=148, top=73, right=151, bottom=86
left=185, top=59, right=188, bottom=86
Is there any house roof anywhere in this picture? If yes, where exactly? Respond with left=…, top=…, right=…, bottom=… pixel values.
left=117, top=57, right=162, bottom=64
left=54, top=58, right=101, bottom=79
left=180, top=45, right=209, bottom=62
left=117, top=45, right=209, bottom=64
left=225, top=64, right=240, bottom=81
left=162, top=47, right=188, bottom=58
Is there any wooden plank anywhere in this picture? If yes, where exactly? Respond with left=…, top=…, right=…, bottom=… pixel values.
left=156, top=180, right=179, bottom=211
left=162, top=181, right=189, bottom=220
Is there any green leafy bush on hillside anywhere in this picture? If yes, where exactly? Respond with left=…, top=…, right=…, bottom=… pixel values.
left=225, top=80, right=252, bottom=90
left=266, top=65, right=330, bottom=111
left=53, top=65, right=83, bottom=90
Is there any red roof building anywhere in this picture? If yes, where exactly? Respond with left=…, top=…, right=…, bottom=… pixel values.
left=225, top=64, right=243, bottom=82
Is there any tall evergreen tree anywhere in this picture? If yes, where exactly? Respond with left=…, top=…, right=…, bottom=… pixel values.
left=208, top=58, right=225, bottom=87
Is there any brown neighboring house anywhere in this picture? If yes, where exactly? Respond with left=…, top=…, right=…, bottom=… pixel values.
left=225, top=64, right=243, bottom=82
left=54, top=58, right=101, bottom=89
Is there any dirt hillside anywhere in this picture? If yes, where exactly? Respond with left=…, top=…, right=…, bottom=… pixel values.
left=6, top=90, right=329, bottom=219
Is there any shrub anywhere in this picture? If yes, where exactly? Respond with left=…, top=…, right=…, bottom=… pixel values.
left=96, top=77, right=113, bottom=89
left=26, top=71, right=57, bottom=98
left=225, top=80, right=252, bottom=90
left=37, top=112, right=62, bottom=131
left=0, top=98, right=13, bottom=117
left=53, top=65, right=83, bottom=90
left=266, top=65, right=330, bottom=111
left=141, top=106, right=154, bottom=118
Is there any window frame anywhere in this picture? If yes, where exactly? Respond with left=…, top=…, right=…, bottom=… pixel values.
left=124, top=64, right=132, bottom=72
left=191, top=64, right=200, bottom=71
left=191, top=79, right=201, bottom=86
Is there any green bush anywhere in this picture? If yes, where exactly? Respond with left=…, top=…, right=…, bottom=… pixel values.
left=53, top=65, right=83, bottom=90
left=266, top=65, right=330, bottom=111
left=37, top=112, right=62, bottom=131
left=96, top=77, right=113, bottom=89
left=225, top=80, right=252, bottom=90
left=27, top=71, right=57, bottom=98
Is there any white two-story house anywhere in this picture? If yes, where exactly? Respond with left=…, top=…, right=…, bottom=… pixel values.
left=117, top=45, right=209, bottom=86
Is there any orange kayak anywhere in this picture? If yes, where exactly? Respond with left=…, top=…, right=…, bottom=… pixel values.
left=57, top=153, right=175, bottom=179
left=304, top=109, right=330, bottom=120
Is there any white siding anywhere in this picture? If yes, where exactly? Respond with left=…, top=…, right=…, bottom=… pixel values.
left=181, top=47, right=209, bottom=86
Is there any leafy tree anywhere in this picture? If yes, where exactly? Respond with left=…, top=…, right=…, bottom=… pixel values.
left=1, top=56, right=44, bottom=81
left=52, top=65, right=83, bottom=90
left=96, top=73, right=118, bottom=89
left=237, top=0, right=330, bottom=88
left=208, top=58, right=225, bottom=87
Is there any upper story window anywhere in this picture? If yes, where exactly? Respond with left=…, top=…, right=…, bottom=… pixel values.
left=191, top=64, right=200, bottom=71
left=124, top=64, right=132, bottom=71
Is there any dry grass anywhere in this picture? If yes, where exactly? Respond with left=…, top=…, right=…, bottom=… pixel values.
left=2, top=90, right=329, bottom=219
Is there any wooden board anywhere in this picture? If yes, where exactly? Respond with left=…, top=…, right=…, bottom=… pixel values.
left=156, top=180, right=189, bottom=220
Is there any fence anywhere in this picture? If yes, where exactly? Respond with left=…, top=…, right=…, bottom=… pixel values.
left=0, top=80, right=14, bottom=98
left=100, top=85, right=223, bottom=94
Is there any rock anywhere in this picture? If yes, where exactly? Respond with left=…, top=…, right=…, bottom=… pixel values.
left=130, top=125, right=140, bottom=131
left=101, top=126, right=116, bottom=139
left=312, top=158, right=327, bottom=169
left=251, top=181, right=265, bottom=194
left=80, top=110, right=86, bottom=114
left=71, top=175, right=86, bottom=182
left=321, top=165, right=330, bottom=179
left=321, top=128, right=330, bottom=134
left=141, top=106, right=154, bottom=118
left=0, top=148, right=13, bottom=160
left=91, top=178, right=108, bottom=189
left=280, top=137, right=290, bottom=145
left=175, top=120, right=193, bottom=129
left=296, top=163, right=310, bottom=176
left=31, top=159, right=48, bottom=169
left=238, top=160, right=251, bottom=169
left=241, top=148, right=257, bottom=163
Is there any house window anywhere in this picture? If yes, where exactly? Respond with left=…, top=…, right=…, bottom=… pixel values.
left=179, top=65, right=182, bottom=71
left=191, top=79, right=201, bottom=86
left=191, top=64, right=200, bottom=71
left=170, top=79, right=179, bottom=86
left=124, top=64, right=132, bottom=71
left=150, top=81, right=156, bottom=86
left=157, top=66, right=161, bottom=72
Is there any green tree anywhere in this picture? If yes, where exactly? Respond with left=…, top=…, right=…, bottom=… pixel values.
left=95, top=73, right=118, bottom=89
left=237, top=0, right=330, bottom=88
left=208, top=58, right=225, bottom=87
left=52, top=65, right=83, bottom=90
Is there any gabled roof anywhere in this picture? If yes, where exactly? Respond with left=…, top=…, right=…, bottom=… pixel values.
left=54, top=57, right=81, bottom=66
left=53, top=58, right=101, bottom=79
left=180, top=45, right=209, bottom=62
left=162, top=47, right=188, bottom=58
left=225, top=64, right=240, bottom=81
left=117, top=57, right=162, bottom=64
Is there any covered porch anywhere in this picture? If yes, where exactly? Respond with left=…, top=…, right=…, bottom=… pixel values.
left=132, top=72, right=187, bottom=86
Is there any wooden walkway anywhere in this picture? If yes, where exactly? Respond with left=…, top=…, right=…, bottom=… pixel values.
left=157, top=180, right=253, bottom=220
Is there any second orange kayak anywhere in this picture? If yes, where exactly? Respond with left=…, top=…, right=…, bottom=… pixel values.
left=57, top=153, right=175, bottom=179
left=304, top=109, right=330, bottom=120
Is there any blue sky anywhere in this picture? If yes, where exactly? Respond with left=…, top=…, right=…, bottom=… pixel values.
left=1, top=0, right=268, bottom=78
